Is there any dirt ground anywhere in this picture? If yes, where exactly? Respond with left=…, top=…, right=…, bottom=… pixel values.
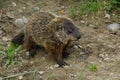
left=0, top=0, right=120, bottom=80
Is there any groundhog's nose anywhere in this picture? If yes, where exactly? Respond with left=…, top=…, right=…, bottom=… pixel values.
left=77, top=36, right=81, bottom=40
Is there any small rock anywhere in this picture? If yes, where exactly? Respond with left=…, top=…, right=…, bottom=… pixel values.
left=18, top=76, right=23, bottom=80
left=42, top=57, right=46, bottom=60
left=6, top=12, right=15, bottom=19
left=12, top=2, right=17, bottom=7
left=70, top=74, right=77, bottom=77
left=54, top=64, right=59, bottom=68
left=59, top=10, right=65, bottom=14
left=80, top=20, right=85, bottom=24
left=14, top=19, right=25, bottom=27
left=39, top=76, right=43, bottom=79
left=107, top=23, right=120, bottom=34
left=39, top=71, right=45, bottom=75
left=30, top=61, right=34, bottom=64
left=26, top=52, right=29, bottom=56
left=14, top=17, right=28, bottom=27
left=69, top=65, right=72, bottom=67
left=22, top=16, right=28, bottom=23
left=2, top=37, right=8, bottom=42
left=98, top=52, right=109, bottom=61
left=0, top=30, right=2, bottom=35
left=61, top=6, right=65, bottom=9
left=33, top=6, right=40, bottom=12
left=23, top=60, right=28, bottom=64
left=73, top=45, right=78, bottom=49
left=105, top=14, right=110, bottom=19
left=89, top=24, right=98, bottom=29
left=0, top=77, right=3, bottom=80
left=49, top=66, right=54, bottom=70
left=23, top=7, right=26, bottom=9
left=77, top=45, right=83, bottom=49
left=118, top=46, right=120, bottom=49
left=64, top=65, right=69, bottom=68
left=18, top=9, right=23, bottom=13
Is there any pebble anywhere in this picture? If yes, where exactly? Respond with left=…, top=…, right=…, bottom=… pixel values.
left=49, top=66, right=54, bottom=70
left=61, top=6, right=65, bottom=9
left=26, top=52, right=29, bottom=56
left=22, top=16, right=28, bottom=23
left=14, top=19, right=25, bottom=27
left=18, top=76, right=23, bottom=80
left=64, top=65, right=69, bottom=68
left=105, top=14, right=110, bottom=19
left=80, top=20, right=85, bottom=24
left=89, top=24, right=97, bottom=29
left=98, top=52, right=109, bottom=61
left=54, top=64, right=59, bottom=68
left=30, top=61, right=34, bottom=64
left=14, top=16, right=28, bottom=27
left=73, top=45, right=78, bottom=49
left=107, top=23, right=120, bottom=34
left=12, top=2, right=17, bottom=7
left=6, top=12, right=15, bottom=19
left=39, top=71, right=45, bottom=75
left=18, top=9, right=23, bottom=13
left=69, top=74, right=77, bottom=77
left=0, top=30, right=2, bottom=35
left=23, top=7, right=26, bottom=9
left=2, top=37, right=8, bottom=42
left=59, top=10, right=65, bottom=14
left=33, top=6, right=40, bottom=12
left=0, top=77, right=3, bottom=80
left=39, top=76, right=43, bottom=79
left=97, top=77, right=104, bottom=80
left=77, top=45, right=83, bottom=48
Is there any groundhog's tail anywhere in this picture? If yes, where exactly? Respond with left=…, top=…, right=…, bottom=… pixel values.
left=11, top=32, right=24, bottom=45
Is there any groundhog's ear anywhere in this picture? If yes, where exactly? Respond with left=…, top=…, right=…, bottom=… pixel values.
left=48, top=18, right=64, bottom=31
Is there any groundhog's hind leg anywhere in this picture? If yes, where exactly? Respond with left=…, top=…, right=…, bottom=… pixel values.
left=11, top=32, right=24, bottom=45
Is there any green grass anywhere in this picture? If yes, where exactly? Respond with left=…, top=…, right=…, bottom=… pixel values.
left=89, top=64, right=97, bottom=72
left=70, top=0, right=120, bottom=17
left=111, top=0, right=120, bottom=11
left=77, top=74, right=83, bottom=80
left=70, top=0, right=104, bottom=17
left=0, top=42, right=21, bottom=66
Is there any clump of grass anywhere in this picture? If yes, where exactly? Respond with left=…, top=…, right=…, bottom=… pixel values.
left=70, top=0, right=120, bottom=17
left=0, top=42, right=21, bottom=66
left=89, top=64, right=97, bottom=72
left=70, top=0, right=104, bottom=17
left=111, top=0, right=120, bottom=11
left=103, top=0, right=120, bottom=13
left=77, top=74, right=83, bottom=80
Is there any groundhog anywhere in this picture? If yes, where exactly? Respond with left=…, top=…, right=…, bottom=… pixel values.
left=11, top=11, right=81, bottom=67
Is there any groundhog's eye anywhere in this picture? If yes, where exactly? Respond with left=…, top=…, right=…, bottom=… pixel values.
left=67, top=30, right=72, bottom=34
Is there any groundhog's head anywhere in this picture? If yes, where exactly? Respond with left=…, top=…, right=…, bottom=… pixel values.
left=51, top=16, right=81, bottom=41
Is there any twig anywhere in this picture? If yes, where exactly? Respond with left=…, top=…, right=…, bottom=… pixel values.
left=1, top=71, right=35, bottom=80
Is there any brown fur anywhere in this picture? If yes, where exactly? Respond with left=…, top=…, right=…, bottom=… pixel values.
left=12, top=11, right=81, bottom=67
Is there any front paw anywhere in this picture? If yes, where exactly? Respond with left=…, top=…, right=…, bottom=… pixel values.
left=57, top=60, right=68, bottom=67
left=62, top=52, right=70, bottom=59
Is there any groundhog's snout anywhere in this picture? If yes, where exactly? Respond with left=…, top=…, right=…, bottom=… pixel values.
left=75, top=31, right=81, bottom=40
left=77, top=35, right=81, bottom=40
left=64, top=22, right=81, bottom=41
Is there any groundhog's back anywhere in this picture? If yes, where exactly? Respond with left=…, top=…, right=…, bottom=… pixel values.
left=24, top=11, right=57, bottom=46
